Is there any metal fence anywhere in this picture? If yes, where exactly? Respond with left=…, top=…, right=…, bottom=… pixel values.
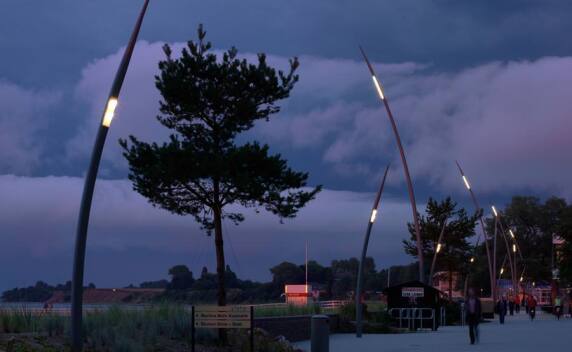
left=388, top=307, right=436, bottom=330
left=0, top=300, right=350, bottom=316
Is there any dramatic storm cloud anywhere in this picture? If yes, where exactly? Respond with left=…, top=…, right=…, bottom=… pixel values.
left=1, top=0, right=572, bottom=290
left=67, top=41, right=572, bottom=198
left=0, top=81, right=61, bottom=174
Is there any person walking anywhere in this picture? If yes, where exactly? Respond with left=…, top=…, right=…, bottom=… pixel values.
left=497, top=295, right=508, bottom=324
left=554, top=296, right=562, bottom=320
left=465, top=288, right=482, bottom=345
left=515, top=294, right=521, bottom=314
left=528, top=295, right=537, bottom=321
left=509, top=296, right=515, bottom=316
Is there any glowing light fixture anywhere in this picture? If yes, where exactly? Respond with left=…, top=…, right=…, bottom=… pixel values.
left=470, top=257, right=475, bottom=263
left=491, top=205, right=498, bottom=217
left=462, top=175, right=471, bottom=190
left=436, top=243, right=442, bottom=253
left=371, top=76, right=385, bottom=100
left=370, top=209, right=378, bottom=223
left=500, top=267, right=504, bottom=275
left=509, top=229, right=515, bottom=239
left=102, top=98, right=118, bottom=127
left=513, top=244, right=517, bottom=253
left=520, top=276, right=524, bottom=282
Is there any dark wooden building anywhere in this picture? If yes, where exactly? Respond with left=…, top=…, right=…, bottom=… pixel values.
left=383, top=280, right=444, bottom=330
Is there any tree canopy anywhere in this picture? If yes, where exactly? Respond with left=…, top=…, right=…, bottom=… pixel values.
left=404, top=197, right=478, bottom=296
left=120, top=25, right=320, bottom=307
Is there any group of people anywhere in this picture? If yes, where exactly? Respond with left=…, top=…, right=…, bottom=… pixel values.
left=496, top=294, right=538, bottom=323
left=464, top=289, right=549, bottom=345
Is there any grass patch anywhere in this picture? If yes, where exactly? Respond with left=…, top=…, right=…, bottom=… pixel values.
left=0, top=304, right=302, bottom=351
left=254, top=304, right=324, bottom=317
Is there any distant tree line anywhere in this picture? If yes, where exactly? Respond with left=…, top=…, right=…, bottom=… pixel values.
left=144, top=259, right=420, bottom=303
left=1, top=259, right=419, bottom=303
left=1, top=281, right=94, bottom=303
left=4, top=195, right=569, bottom=303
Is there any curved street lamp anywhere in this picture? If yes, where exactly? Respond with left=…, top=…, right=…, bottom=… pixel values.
left=360, top=46, right=425, bottom=283
left=490, top=206, right=519, bottom=298
left=356, top=164, right=390, bottom=337
left=429, top=219, right=448, bottom=286
left=70, top=1, right=150, bottom=350
left=455, top=161, right=494, bottom=297
left=493, top=212, right=524, bottom=294
left=497, top=220, right=516, bottom=292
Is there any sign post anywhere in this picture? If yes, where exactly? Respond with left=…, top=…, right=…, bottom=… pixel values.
left=250, top=306, right=254, bottom=352
left=192, top=305, right=254, bottom=352
left=191, top=306, right=195, bottom=352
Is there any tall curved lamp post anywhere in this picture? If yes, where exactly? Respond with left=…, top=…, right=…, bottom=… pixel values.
left=493, top=210, right=521, bottom=294
left=491, top=205, right=517, bottom=292
left=497, top=217, right=516, bottom=292
left=455, top=161, right=494, bottom=296
left=70, top=1, right=150, bottom=350
left=508, top=229, right=525, bottom=288
left=360, top=46, right=425, bottom=283
left=428, top=219, right=448, bottom=285
left=356, top=164, right=390, bottom=337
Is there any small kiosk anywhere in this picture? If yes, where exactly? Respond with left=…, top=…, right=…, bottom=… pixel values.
left=383, top=281, right=443, bottom=330
left=284, top=284, right=312, bottom=306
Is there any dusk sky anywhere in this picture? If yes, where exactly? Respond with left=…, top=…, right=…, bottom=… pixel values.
left=1, top=0, right=572, bottom=293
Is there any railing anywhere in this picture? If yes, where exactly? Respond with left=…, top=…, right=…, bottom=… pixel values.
left=388, top=307, right=436, bottom=330
left=319, top=300, right=348, bottom=309
left=250, top=300, right=348, bottom=310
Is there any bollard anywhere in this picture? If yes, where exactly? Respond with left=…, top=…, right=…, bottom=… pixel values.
left=311, top=315, right=329, bottom=352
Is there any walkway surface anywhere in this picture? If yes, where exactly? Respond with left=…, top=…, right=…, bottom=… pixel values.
left=295, top=311, right=572, bottom=352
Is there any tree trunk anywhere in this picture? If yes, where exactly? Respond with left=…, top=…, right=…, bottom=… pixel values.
left=213, top=205, right=226, bottom=307
left=213, top=204, right=227, bottom=342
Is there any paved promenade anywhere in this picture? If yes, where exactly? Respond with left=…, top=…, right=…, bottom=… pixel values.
left=295, top=311, right=572, bottom=352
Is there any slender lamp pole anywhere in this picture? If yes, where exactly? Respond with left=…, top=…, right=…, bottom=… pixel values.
left=455, top=161, right=494, bottom=297
left=491, top=206, right=519, bottom=293
left=360, top=46, right=425, bottom=283
left=70, top=1, right=150, bottom=351
left=356, top=164, right=390, bottom=337
left=492, top=210, right=499, bottom=302
left=429, top=219, right=448, bottom=286
left=500, top=222, right=524, bottom=295
left=305, top=241, right=308, bottom=287
left=496, top=219, right=516, bottom=292
left=506, top=227, right=526, bottom=296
